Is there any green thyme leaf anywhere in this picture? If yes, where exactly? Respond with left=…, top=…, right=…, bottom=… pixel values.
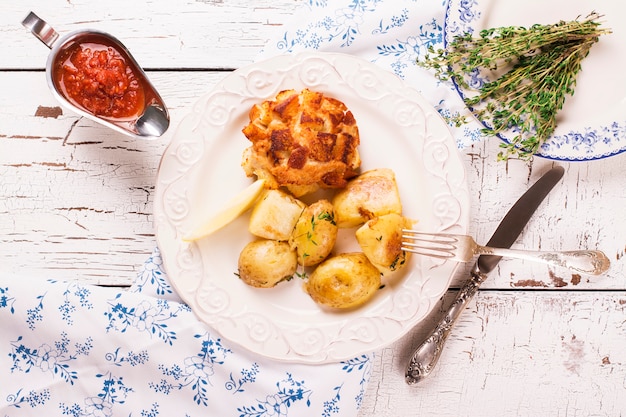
left=418, top=12, right=610, bottom=160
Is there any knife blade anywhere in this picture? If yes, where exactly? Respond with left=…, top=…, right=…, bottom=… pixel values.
left=478, top=165, right=565, bottom=273
left=405, top=165, right=565, bottom=385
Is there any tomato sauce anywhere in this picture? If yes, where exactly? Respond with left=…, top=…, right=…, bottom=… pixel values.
left=52, top=35, right=145, bottom=120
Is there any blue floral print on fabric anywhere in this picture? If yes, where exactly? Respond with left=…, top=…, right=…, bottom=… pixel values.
left=277, top=1, right=427, bottom=79
left=25, top=293, right=45, bottom=330
left=130, top=249, right=173, bottom=297
left=149, top=332, right=232, bottom=406
left=226, top=362, right=260, bottom=394
left=9, top=332, right=92, bottom=384
left=59, top=281, right=94, bottom=325
left=0, top=286, right=16, bottom=314
left=104, top=295, right=190, bottom=345
left=237, top=373, right=312, bottom=417
left=1, top=246, right=372, bottom=416
left=58, top=371, right=134, bottom=417
left=258, top=0, right=485, bottom=150
left=106, top=347, right=150, bottom=367
left=341, top=355, right=371, bottom=406
left=5, top=388, right=51, bottom=409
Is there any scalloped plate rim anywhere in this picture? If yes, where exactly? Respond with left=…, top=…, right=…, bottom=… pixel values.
left=154, top=51, right=470, bottom=363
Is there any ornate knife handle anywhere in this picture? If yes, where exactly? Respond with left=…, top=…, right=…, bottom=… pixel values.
left=405, top=264, right=487, bottom=385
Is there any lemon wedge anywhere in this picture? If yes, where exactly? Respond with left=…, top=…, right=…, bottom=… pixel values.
left=182, top=179, right=266, bottom=242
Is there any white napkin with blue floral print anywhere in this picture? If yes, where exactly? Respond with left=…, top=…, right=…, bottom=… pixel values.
left=0, top=248, right=371, bottom=416
left=257, top=0, right=485, bottom=151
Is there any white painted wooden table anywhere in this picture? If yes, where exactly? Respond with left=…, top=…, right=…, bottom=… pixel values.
left=2, top=1, right=625, bottom=416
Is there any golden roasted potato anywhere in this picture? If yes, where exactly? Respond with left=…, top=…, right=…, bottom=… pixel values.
left=356, top=213, right=414, bottom=275
left=304, top=253, right=381, bottom=309
left=237, top=239, right=298, bottom=288
left=248, top=189, right=306, bottom=240
left=290, top=199, right=338, bottom=266
left=331, top=168, right=402, bottom=228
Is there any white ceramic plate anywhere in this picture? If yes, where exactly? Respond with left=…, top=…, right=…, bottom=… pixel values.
left=154, top=51, right=469, bottom=363
left=445, top=0, right=626, bottom=160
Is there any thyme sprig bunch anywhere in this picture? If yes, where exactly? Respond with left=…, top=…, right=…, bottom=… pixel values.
left=420, top=12, right=610, bottom=160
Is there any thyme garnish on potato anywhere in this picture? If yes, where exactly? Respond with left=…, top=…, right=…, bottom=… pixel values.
left=419, top=12, right=610, bottom=160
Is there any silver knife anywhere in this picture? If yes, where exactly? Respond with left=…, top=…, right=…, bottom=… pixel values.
left=405, top=165, right=565, bottom=385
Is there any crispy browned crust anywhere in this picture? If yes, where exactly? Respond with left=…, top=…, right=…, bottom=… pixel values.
left=241, top=89, right=361, bottom=196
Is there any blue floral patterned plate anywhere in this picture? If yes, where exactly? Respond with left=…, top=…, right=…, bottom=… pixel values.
left=445, top=0, right=626, bottom=160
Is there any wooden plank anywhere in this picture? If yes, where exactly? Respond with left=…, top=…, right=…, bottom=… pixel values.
left=0, top=71, right=225, bottom=284
left=452, top=141, right=626, bottom=290
left=2, top=3, right=625, bottom=417
left=358, top=290, right=626, bottom=417
left=1, top=70, right=625, bottom=287
left=1, top=0, right=303, bottom=70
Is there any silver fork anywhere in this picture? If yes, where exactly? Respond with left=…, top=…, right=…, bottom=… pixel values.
left=401, top=230, right=610, bottom=275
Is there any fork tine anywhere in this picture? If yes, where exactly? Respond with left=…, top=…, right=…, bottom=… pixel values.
left=401, top=230, right=459, bottom=260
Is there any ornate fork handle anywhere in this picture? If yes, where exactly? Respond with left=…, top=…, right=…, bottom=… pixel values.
left=405, top=264, right=487, bottom=385
left=405, top=248, right=611, bottom=385
left=479, top=247, right=610, bottom=275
